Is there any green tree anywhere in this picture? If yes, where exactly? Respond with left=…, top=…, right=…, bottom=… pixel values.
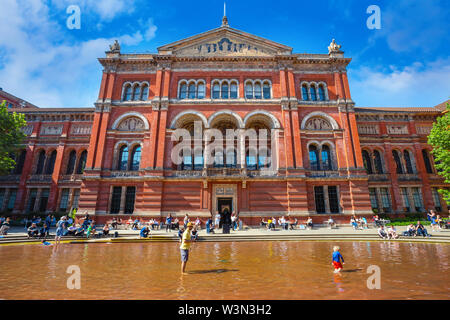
left=0, top=100, right=27, bottom=174
left=428, top=102, right=450, bottom=204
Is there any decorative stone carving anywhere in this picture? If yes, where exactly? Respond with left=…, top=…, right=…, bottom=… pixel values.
left=71, top=125, right=92, bottom=135
left=117, top=117, right=145, bottom=132
left=305, top=117, right=332, bottom=131
left=387, top=125, right=409, bottom=135
left=109, top=40, right=120, bottom=53
left=328, top=39, right=342, bottom=53
left=40, top=125, right=63, bottom=135
left=357, top=124, right=379, bottom=135
left=416, top=125, right=432, bottom=135
left=22, top=124, right=33, bottom=135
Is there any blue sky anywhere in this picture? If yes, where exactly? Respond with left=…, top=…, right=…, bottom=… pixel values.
left=0, top=0, right=449, bottom=108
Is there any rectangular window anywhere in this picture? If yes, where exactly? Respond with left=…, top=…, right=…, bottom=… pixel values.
left=328, top=186, right=339, bottom=213
left=432, top=188, right=442, bottom=212
left=380, top=188, right=392, bottom=213
left=27, top=188, right=38, bottom=212
left=314, top=186, right=326, bottom=213
left=72, top=189, right=80, bottom=209
left=110, top=187, right=122, bottom=214
left=7, top=189, right=17, bottom=210
left=412, top=187, right=423, bottom=212
left=39, top=189, right=49, bottom=212
left=0, top=189, right=5, bottom=210
left=401, top=188, right=411, bottom=212
left=60, top=189, right=70, bottom=212
left=124, top=187, right=136, bottom=214
left=369, top=188, right=378, bottom=210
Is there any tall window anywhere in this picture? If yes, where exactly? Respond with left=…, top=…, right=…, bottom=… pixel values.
left=373, top=150, right=384, bottom=174
left=36, top=150, right=46, bottom=174
left=392, top=150, right=403, bottom=174
left=225, top=149, right=236, bottom=168
left=130, top=146, right=141, bottom=171
left=263, top=83, right=271, bottom=99
left=401, top=188, right=411, bottom=212
left=45, top=150, right=57, bottom=175
left=212, top=83, right=220, bottom=99
left=72, top=189, right=80, bottom=209
left=118, top=145, right=128, bottom=171
left=27, top=188, right=38, bottom=212
left=309, top=145, right=320, bottom=170
left=193, top=150, right=204, bottom=170
left=321, top=145, right=331, bottom=170
left=197, top=83, right=205, bottom=99
left=254, top=83, right=262, bottom=99
left=369, top=188, right=378, bottom=210
left=214, top=150, right=224, bottom=168
left=403, top=150, right=414, bottom=174
left=188, top=83, right=196, bottom=99
left=221, top=83, right=229, bottom=99
left=14, top=149, right=26, bottom=174
left=245, top=83, right=253, bottom=99
left=328, top=186, right=339, bottom=213
left=380, top=188, right=392, bottom=212
left=422, top=149, right=433, bottom=174
left=179, top=83, right=187, bottom=99
left=60, top=188, right=70, bottom=212
left=432, top=188, right=442, bottom=211
left=230, top=82, right=238, bottom=99
left=66, top=150, right=77, bottom=174
left=412, top=188, right=423, bottom=212
left=246, top=149, right=257, bottom=170
left=124, top=187, right=136, bottom=214
left=302, top=85, right=308, bottom=101
left=76, top=150, right=87, bottom=174
left=310, top=85, right=317, bottom=101
left=7, top=189, right=17, bottom=210
left=362, top=150, right=373, bottom=174
left=318, top=85, right=326, bottom=101
left=110, top=187, right=122, bottom=214
left=132, top=85, right=141, bottom=101
left=314, top=186, right=326, bottom=213
left=141, top=84, right=149, bottom=100
left=124, top=85, right=132, bottom=101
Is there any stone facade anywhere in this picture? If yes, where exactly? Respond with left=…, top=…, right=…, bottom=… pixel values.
left=1, top=21, right=448, bottom=224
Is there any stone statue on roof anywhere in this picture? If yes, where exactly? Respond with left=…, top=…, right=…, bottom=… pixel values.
left=109, top=40, right=121, bottom=52
left=328, top=39, right=342, bottom=53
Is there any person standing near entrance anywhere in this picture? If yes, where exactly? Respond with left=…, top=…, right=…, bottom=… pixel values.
left=214, top=211, right=221, bottom=230
left=180, top=222, right=194, bottom=274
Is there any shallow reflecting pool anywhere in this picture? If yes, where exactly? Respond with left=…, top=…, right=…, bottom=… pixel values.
left=0, top=241, right=449, bottom=299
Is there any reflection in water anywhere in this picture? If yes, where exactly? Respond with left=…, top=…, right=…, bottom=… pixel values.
left=0, top=241, right=448, bottom=300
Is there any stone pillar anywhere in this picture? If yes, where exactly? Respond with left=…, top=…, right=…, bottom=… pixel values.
left=323, top=185, right=331, bottom=214
left=119, top=186, right=126, bottom=214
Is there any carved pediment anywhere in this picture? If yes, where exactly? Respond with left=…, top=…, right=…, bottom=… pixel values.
left=117, top=117, right=145, bottom=132
left=158, top=27, right=292, bottom=57
left=305, top=117, right=332, bottom=131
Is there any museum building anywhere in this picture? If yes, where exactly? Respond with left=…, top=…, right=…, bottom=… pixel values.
left=1, top=16, right=448, bottom=224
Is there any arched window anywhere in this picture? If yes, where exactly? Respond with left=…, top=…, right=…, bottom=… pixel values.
left=130, top=146, right=141, bottom=171
left=362, top=150, right=373, bottom=174
left=318, top=85, right=326, bottom=101
left=66, top=150, right=77, bottom=174
left=132, top=85, right=141, bottom=101
left=179, top=83, right=187, bottom=99
left=321, top=145, right=332, bottom=170
left=254, top=83, right=262, bottom=99
left=392, top=150, right=403, bottom=174
left=123, top=85, right=132, bottom=101
left=245, top=83, right=253, bottom=99
left=403, top=150, right=414, bottom=174
left=310, top=85, right=317, bottom=101
left=14, top=149, right=26, bottom=174
left=212, top=83, right=220, bottom=99
left=76, top=150, right=87, bottom=174
left=118, top=145, right=129, bottom=171
left=35, top=150, right=46, bottom=174
left=422, top=149, right=433, bottom=174
left=221, top=82, right=229, bottom=99
left=302, top=85, right=309, bottom=101
left=141, top=84, right=149, bottom=100
left=309, top=145, right=320, bottom=170
left=197, top=83, right=205, bottom=99
left=263, top=82, right=271, bottom=99
left=225, top=149, right=236, bottom=168
left=230, top=82, right=238, bottom=99
left=45, top=150, right=57, bottom=174
left=373, top=150, right=384, bottom=174
left=188, top=83, right=196, bottom=99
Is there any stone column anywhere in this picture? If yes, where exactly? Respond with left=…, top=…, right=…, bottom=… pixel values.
left=119, top=186, right=126, bottom=214
left=323, top=185, right=331, bottom=214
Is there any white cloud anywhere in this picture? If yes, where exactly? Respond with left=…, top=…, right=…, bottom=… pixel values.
left=144, top=18, right=158, bottom=41
left=349, top=58, right=450, bottom=108
left=0, top=0, right=156, bottom=108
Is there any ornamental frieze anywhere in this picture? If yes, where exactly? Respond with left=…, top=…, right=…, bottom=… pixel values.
left=117, top=117, right=146, bottom=131
left=304, top=117, right=332, bottom=130
left=387, top=125, right=409, bottom=135
left=40, top=125, right=63, bottom=135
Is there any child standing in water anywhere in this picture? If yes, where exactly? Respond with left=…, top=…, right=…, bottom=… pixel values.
left=332, top=246, right=345, bottom=273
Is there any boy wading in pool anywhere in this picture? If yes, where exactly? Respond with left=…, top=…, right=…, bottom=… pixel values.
left=180, top=222, right=195, bottom=275
left=332, top=246, right=345, bottom=273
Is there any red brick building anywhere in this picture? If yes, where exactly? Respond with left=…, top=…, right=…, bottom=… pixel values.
left=1, top=19, right=448, bottom=224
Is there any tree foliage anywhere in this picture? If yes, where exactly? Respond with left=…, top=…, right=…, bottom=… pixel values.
left=0, top=100, right=27, bottom=174
left=428, top=102, right=450, bottom=204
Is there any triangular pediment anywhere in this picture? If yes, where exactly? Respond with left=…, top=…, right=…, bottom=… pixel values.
left=158, top=26, right=292, bottom=57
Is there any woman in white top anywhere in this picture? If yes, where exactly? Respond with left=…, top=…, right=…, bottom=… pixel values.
left=214, top=212, right=221, bottom=229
